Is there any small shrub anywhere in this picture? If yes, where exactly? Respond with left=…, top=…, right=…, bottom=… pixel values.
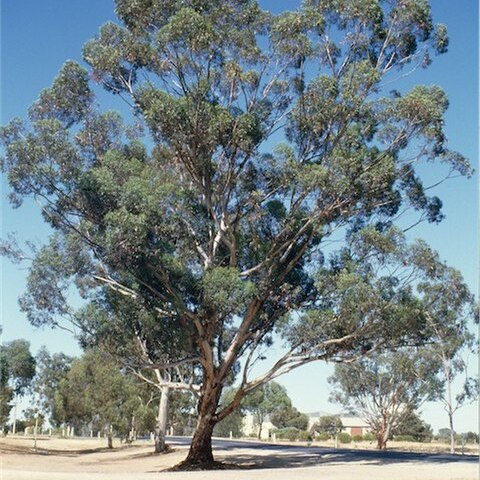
left=352, top=434, right=363, bottom=442
left=338, top=432, right=352, bottom=444
left=363, top=432, right=375, bottom=441
left=315, top=433, right=330, bottom=441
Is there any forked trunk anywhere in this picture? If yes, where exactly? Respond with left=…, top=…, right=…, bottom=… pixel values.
left=154, top=387, right=170, bottom=453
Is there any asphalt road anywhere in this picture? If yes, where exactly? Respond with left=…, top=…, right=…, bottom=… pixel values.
left=167, top=436, right=479, bottom=465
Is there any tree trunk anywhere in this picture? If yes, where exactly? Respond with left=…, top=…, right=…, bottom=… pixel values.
left=449, top=410, right=455, bottom=454
left=376, top=415, right=389, bottom=450
left=376, top=433, right=387, bottom=450
left=445, top=360, right=456, bottom=455
left=176, top=382, right=222, bottom=469
left=107, top=425, right=113, bottom=449
left=257, top=414, right=263, bottom=440
left=182, top=411, right=216, bottom=466
left=154, top=386, right=170, bottom=454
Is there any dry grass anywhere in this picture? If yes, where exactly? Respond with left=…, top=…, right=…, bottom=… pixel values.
left=280, top=438, right=480, bottom=455
left=236, top=434, right=479, bottom=455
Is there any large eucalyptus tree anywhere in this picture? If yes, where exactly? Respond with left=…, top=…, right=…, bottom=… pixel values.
left=1, top=0, right=471, bottom=468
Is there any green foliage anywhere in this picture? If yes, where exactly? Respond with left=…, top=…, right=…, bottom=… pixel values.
left=311, top=415, right=343, bottom=438
left=0, top=354, right=13, bottom=428
left=168, top=391, right=197, bottom=435
left=270, top=403, right=308, bottom=431
left=213, top=411, right=244, bottom=438
left=415, top=262, right=477, bottom=449
left=464, top=432, right=479, bottom=444
left=134, top=404, right=158, bottom=434
left=352, top=435, right=363, bottom=442
left=286, top=412, right=309, bottom=431
left=363, top=432, right=375, bottom=441
left=33, top=347, right=73, bottom=427
left=274, top=427, right=301, bottom=441
left=55, top=349, right=145, bottom=440
left=393, top=411, right=433, bottom=443
left=202, top=267, right=255, bottom=316
left=436, top=428, right=452, bottom=440
left=0, top=340, right=36, bottom=397
left=243, top=381, right=292, bottom=437
left=29, top=61, right=93, bottom=127
left=338, top=432, right=352, bottom=444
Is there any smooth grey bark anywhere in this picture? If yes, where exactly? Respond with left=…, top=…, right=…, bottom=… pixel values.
left=154, top=386, right=169, bottom=453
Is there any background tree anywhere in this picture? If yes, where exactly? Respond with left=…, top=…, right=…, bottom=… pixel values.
left=463, top=432, right=479, bottom=444
left=437, top=428, right=452, bottom=442
left=270, top=404, right=309, bottom=431
left=0, top=0, right=472, bottom=468
left=392, top=410, right=433, bottom=443
left=0, top=354, right=13, bottom=433
left=32, top=347, right=73, bottom=428
left=329, top=349, right=442, bottom=449
left=243, top=381, right=291, bottom=439
left=55, top=348, right=144, bottom=447
left=418, top=266, right=478, bottom=453
left=311, top=415, right=343, bottom=439
left=0, top=339, right=36, bottom=434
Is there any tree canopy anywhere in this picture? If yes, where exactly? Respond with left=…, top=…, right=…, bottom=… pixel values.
left=0, top=0, right=472, bottom=468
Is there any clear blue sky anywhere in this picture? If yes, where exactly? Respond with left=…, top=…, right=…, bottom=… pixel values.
left=1, top=1, right=478, bottom=433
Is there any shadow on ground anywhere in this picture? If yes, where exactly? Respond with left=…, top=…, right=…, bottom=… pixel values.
left=213, top=448, right=479, bottom=470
